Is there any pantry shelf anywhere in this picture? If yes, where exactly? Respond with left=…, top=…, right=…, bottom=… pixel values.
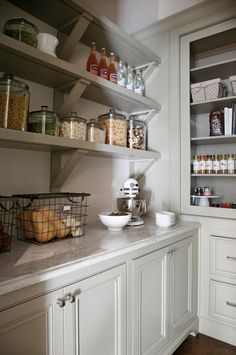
left=190, top=58, right=236, bottom=82
left=191, top=174, right=236, bottom=177
left=0, top=34, right=161, bottom=114
left=191, top=135, right=236, bottom=145
left=190, top=95, right=236, bottom=114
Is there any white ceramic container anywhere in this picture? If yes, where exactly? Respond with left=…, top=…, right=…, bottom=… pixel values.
left=98, top=212, right=131, bottom=231
left=37, top=33, right=59, bottom=57
left=155, top=211, right=176, bottom=227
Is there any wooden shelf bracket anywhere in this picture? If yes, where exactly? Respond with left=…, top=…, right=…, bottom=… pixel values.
left=135, top=61, right=159, bottom=83
left=130, top=158, right=158, bottom=182
left=130, top=109, right=158, bottom=124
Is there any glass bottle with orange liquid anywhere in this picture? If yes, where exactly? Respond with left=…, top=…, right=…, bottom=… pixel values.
left=98, top=48, right=108, bottom=80
left=108, top=52, right=117, bottom=83
left=87, top=42, right=98, bottom=75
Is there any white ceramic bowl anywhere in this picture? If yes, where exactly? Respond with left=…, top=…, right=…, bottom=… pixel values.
left=98, top=212, right=131, bottom=231
left=155, top=211, right=176, bottom=228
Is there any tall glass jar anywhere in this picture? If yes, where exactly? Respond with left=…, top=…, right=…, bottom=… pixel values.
left=86, top=119, right=106, bottom=143
left=3, top=18, right=39, bottom=48
left=59, top=112, right=86, bottom=140
left=27, top=105, right=59, bottom=136
left=127, top=116, right=146, bottom=150
left=0, top=73, right=29, bottom=131
left=98, top=109, right=127, bottom=147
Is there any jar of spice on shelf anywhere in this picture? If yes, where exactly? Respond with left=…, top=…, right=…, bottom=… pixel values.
left=27, top=105, right=59, bottom=136
left=0, top=73, right=29, bottom=131
left=59, top=112, right=86, bottom=140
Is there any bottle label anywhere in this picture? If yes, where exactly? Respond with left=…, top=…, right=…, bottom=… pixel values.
left=213, top=161, right=220, bottom=172
left=206, top=160, right=213, bottom=172
left=193, top=161, right=200, bottom=173
left=89, top=64, right=98, bottom=74
left=100, top=69, right=108, bottom=79
left=109, top=73, right=117, bottom=83
left=228, top=160, right=234, bottom=173
left=220, top=159, right=227, bottom=172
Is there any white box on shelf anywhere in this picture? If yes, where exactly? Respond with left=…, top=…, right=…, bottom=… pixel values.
left=229, top=75, right=236, bottom=96
left=191, top=78, right=227, bottom=102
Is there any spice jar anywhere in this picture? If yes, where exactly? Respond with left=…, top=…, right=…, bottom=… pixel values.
left=127, top=116, right=146, bottom=150
left=98, top=109, right=127, bottom=147
left=86, top=119, right=106, bottom=144
left=27, top=105, right=59, bottom=136
left=3, top=18, right=39, bottom=48
left=59, top=112, right=86, bottom=140
left=0, top=73, right=29, bottom=131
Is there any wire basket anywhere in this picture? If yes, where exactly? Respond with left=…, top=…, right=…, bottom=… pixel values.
left=14, top=192, right=90, bottom=245
left=0, top=196, right=15, bottom=252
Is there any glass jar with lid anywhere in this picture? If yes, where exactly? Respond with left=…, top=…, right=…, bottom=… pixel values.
left=127, top=116, right=147, bottom=150
left=86, top=119, right=106, bottom=144
left=59, top=112, right=86, bottom=140
left=0, top=73, right=29, bottom=131
left=3, top=18, right=39, bottom=48
left=98, top=109, right=127, bottom=147
left=27, top=105, right=59, bottom=136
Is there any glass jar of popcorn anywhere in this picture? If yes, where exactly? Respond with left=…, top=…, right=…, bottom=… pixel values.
left=98, top=109, right=127, bottom=147
left=59, top=112, right=86, bottom=140
left=86, top=119, right=106, bottom=144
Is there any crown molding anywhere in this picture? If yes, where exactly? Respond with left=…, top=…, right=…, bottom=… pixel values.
left=134, top=0, right=236, bottom=41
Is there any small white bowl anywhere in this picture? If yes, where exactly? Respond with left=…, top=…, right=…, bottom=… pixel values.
left=98, top=212, right=131, bottom=231
left=155, top=211, right=176, bottom=228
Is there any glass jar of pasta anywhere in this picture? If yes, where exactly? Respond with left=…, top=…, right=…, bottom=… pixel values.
left=98, top=109, right=127, bottom=147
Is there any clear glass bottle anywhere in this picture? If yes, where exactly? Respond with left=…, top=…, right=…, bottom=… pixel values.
left=0, top=73, right=29, bottom=131
left=134, top=69, right=145, bottom=96
left=192, top=155, right=200, bottom=174
left=227, top=154, right=235, bottom=174
left=212, top=154, right=220, bottom=174
left=86, top=119, right=106, bottom=144
left=108, top=53, right=117, bottom=83
left=117, top=60, right=127, bottom=87
left=205, top=155, right=213, bottom=174
left=98, top=48, right=108, bottom=80
left=28, top=105, right=59, bottom=136
left=59, top=112, right=86, bottom=140
left=98, top=109, right=127, bottom=147
left=126, top=65, right=134, bottom=91
left=199, top=154, right=206, bottom=174
left=87, top=42, right=98, bottom=75
left=127, top=116, right=146, bottom=150
left=3, top=18, right=39, bottom=48
left=219, top=154, right=228, bottom=174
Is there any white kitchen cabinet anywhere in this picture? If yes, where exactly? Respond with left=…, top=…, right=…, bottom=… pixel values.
left=180, top=18, right=236, bottom=219
left=130, top=235, right=197, bottom=355
left=0, top=288, right=63, bottom=355
left=62, top=264, right=127, bottom=355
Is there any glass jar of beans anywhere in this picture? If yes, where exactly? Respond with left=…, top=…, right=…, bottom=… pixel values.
left=127, top=116, right=146, bottom=150
left=59, top=112, right=86, bottom=140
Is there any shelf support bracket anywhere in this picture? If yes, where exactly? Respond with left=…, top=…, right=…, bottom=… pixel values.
left=130, top=109, right=158, bottom=124
left=59, top=13, right=93, bottom=60
left=130, top=158, right=157, bottom=182
left=58, top=78, right=90, bottom=117
left=51, top=149, right=88, bottom=190
left=135, top=61, right=158, bottom=83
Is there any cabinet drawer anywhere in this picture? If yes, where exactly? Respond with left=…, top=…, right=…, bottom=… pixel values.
left=210, top=236, right=236, bottom=279
left=210, top=280, right=236, bottom=325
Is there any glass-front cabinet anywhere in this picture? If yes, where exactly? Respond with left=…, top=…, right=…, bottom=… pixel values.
left=180, top=19, right=236, bottom=218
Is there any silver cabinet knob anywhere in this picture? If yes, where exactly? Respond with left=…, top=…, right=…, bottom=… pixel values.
left=57, top=298, right=65, bottom=308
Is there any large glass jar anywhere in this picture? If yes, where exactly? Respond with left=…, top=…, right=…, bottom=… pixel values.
left=27, top=105, right=59, bottom=136
left=59, top=112, right=86, bottom=140
left=98, top=109, right=127, bottom=147
left=0, top=73, right=29, bottom=131
left=86, top=119, right=106, bottom=144
left=127, top=116, right=147, bottom=150
left=3, top=18, right=39, bottom=48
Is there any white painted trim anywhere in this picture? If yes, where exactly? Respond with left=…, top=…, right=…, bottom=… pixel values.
left=199, top=316, right=236, bottom=347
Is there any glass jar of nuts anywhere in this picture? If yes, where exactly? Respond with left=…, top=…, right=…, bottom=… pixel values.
left=98, top=109, right=127, bottom=147
left=127, top=116, right=147, bottom=150
left=0, top=73, right=29, bottom=131
left=59, top=112, right=86, bottom=140
left=86, top=119, right=106, bottom=144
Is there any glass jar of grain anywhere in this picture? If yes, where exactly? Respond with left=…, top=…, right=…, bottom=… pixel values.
left=0, top=73, right=29, bottom=131
left=59, top=112, right=86, bottom=140
left=98, top=109, right=127, bottom=147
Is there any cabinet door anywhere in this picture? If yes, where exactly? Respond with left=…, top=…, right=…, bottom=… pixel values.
left=130, top=248, right=169, bottom=355
left=0, top=289, right=63, bottom=355
left=169, top=236, right=197, bottom=338
left=63, top=264, right=126, bottom=355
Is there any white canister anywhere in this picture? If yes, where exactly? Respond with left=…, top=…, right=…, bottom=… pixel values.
left=37, top=33, right=59, bottom=57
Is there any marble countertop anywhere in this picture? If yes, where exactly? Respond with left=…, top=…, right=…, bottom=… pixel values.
left=0, top=217, right=199, bottom=296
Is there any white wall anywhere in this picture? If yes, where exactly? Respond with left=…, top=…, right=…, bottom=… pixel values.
left=158, top=0, right=205, bottom=20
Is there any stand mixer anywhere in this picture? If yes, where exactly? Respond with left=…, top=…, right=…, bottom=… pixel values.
left=117, top=178, right=146, bottom=226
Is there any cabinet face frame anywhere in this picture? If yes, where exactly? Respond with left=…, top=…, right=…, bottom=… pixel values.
left=180, top=18, right=236, bottom=219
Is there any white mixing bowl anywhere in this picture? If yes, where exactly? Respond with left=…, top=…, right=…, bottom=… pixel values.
left=98, top=212, right=131, bottom=231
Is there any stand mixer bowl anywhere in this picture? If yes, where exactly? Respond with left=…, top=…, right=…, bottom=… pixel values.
left=117, top=198, right=146, bottom=225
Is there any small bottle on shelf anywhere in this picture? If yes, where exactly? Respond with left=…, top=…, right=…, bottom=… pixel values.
left=126, top=65, right=134, bottom=91
left=108, top=52, right=117, bottom=83
left=199, top=154, right=206, bottom=174
left=227, top=154, right=235, bottom=174
left=205, top=155, right=213, bottom=174
left=134, top=69, right=145, bottom=96
left=87, top=42, right=98, bottom=75
left=192, top=155, right=200, bottom=174
left=219, top=154, right=228, bottom=174
left=117, top=60, right=127, bottom=87
left=98, top=48, right=108, bottom=80
left=212, top=154, right=220, bottom=174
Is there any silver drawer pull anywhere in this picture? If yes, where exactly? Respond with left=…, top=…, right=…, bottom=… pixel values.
left=226, top=301, right=236, bottom=308
left=227, top=256, right=236, bottom=261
